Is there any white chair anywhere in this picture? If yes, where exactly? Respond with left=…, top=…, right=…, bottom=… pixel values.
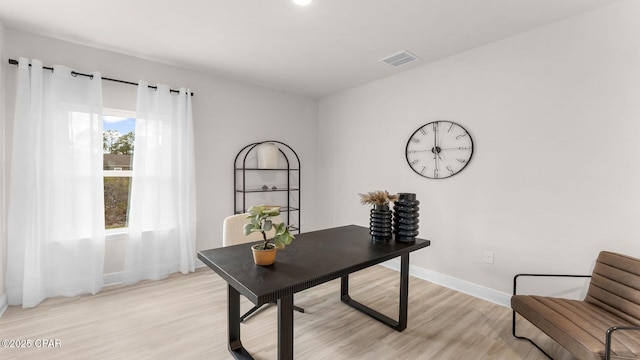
left=222, top=213, right=304, bottom=321
left=223, top=213, right=277, bottom=246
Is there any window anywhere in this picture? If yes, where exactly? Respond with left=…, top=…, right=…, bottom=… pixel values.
left=103, top=108, right=136, bottom=229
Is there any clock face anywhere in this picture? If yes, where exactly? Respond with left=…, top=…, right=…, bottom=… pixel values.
left=405, top=121, right=473, bottom=179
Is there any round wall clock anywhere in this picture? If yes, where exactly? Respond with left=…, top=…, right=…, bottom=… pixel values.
left=405, top=121, right=474, bottom=179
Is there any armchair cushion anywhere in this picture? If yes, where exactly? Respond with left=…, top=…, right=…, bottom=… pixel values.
left=512, top=251, right=640, bottom=360
left=585, top=251, right=640, bottom=326
left=512, top=295, right=640, bottom=360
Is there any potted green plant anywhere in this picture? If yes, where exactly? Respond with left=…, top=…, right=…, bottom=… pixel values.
left=243, top=204, right=295, bottom=265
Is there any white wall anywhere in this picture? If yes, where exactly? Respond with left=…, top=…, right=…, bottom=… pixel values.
left=0, top=20, right=7, bottom=314
left=2, top=30, right=319, bottom=284
left=318, top=0, right=640, bottom=304
left=4, top=1, right=640, bottom=311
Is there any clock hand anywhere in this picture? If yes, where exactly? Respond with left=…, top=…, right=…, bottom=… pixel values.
left=440, top=146, right=471, bottom=151
left=433, top=122, right=439, bottom=177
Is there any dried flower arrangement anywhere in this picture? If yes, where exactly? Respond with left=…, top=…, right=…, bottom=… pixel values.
left=359, top=190, right=399, bottom=207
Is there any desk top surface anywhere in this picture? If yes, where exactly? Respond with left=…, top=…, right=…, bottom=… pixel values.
left=198, top=225, right=430, bottom=304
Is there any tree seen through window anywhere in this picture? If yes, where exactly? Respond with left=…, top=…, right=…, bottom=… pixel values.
left=103, top=111, right=135, bottom=229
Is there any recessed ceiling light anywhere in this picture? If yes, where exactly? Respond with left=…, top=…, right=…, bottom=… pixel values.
left=293, top=0, right=312, bottom=6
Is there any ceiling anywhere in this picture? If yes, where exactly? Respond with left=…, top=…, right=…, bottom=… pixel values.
left=0, top=0, right=622, bottom=98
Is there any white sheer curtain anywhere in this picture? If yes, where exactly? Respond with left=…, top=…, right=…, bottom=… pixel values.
left=122, top=82, right=196, bottom=284
left=6, top=58, right=105, bottom=308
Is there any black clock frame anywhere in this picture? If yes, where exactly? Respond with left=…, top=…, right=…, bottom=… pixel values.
left=404, top=120, right=474, bottom=179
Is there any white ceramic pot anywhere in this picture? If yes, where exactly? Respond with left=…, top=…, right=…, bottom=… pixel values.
left=257, top=142, right=279, bottom=169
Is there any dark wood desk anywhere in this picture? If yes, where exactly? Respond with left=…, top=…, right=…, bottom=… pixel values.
left=198, top=225, right=430, bottom=360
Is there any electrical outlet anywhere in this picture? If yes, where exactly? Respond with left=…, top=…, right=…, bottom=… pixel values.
left=483, top=251, right=494, bottom=265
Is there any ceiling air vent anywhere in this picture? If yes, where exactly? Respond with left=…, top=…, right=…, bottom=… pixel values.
left=380, top=50, right=419, bottom=67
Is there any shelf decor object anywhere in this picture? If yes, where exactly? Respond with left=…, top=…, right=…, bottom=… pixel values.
left=359, top=190, right=398, bottom=242
left=234, top=141, right=301, bottom=234
left=393, top=193, right=419, bottom=243
left=257, top=142, right=279, bottom=169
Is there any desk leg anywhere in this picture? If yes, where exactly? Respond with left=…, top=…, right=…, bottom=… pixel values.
left=340, top=275, right=349, bottom=299
left=340, top=253, right=410, bottom=332
left=278, top=295, right=294, bottom=360
left=398, top=253, right=409, bottom=331
left=228, top=285, right=254, bottom=360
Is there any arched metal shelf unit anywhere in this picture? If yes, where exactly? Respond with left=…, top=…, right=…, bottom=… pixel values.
left=234, top=141, right=301, bottom=233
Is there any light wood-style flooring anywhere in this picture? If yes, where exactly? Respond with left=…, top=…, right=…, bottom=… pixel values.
left=1, top=265, right=575, bottom=359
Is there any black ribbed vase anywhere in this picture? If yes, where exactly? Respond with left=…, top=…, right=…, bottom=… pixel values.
left=393, top=193, right=419, bottom=243
left=370, top=204, right=393, bottom=242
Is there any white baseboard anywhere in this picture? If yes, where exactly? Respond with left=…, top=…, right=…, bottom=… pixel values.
left=103, top=272, right=123, bottom=287
left=103, top=264, right=207, bottom=288
left=381, top=259, right=511, bottom=308
left=0, top=293, right=8, bottom=317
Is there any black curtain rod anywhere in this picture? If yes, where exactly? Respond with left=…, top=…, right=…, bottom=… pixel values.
left=7, top=58, right=194, bottom=96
